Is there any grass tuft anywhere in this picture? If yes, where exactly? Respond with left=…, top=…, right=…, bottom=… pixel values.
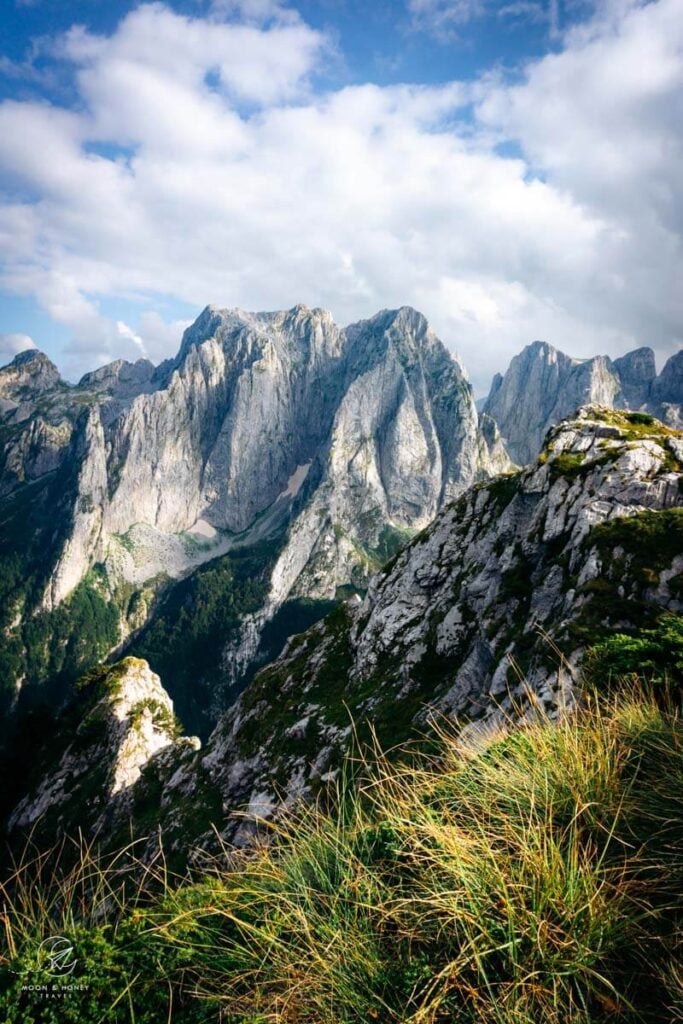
left=1, top=690, right=682, bottom=1022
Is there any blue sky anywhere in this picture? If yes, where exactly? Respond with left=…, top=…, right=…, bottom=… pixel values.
left=1, top=0, right=578, bottom=92
left=0, top=0, right=681, bottom=391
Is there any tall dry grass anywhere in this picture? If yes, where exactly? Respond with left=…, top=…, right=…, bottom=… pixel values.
left=1, top=687, right=682, bottom=1023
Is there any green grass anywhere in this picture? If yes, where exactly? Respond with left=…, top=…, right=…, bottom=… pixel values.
left=589, top=407, right=681, bottom=441
left=1, top=687, right=682, bottom=1023
left=586, top=508, right=683, bottom=588
left=564, top=510, right=683, bottom=650
left=587, top=614, right=683, bottom=694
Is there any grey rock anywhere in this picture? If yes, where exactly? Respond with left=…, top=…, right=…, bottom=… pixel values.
left=1, top=303, right=507, bottom=704
left=9, top=658, right=191, bottom=834
left=0, top=348, right=62, bottom=397
left=651, top=351, right=683, bottom=428
left=484, top=340, right=682, bottom=465
left=483, top=342, right=621, bottom=465
left=612, top=347, right=656, bottom=408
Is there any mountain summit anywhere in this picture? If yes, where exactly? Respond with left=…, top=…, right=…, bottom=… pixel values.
left=9, top=406, right=682, bottom=858
left=484, top=340, right=682, bottom=465
left=1, top=310, right=681, bottom=744
left=0, top=305, right=504, bottom=737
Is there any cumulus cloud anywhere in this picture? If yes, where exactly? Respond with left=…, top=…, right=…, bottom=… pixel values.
left=0, top=332, right=37, bottom=365
left=0, top=0, right=681, bottom=389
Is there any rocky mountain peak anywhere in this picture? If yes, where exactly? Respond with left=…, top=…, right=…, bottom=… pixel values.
left=613, top=345, right=656, bottom=378
left=484, top=339, right=683, bottom=465
left=0, top=302, right=506, bottom=736
left=12, top=405, right=679, bottom=858
left=78, top=357, right=156, bottom=393
left=0, top=347, right=62, bottom=397
left=653, top=350, right=683, bottom=401
left=154, top=405, right=678, bottom=853
left=176, top=303, right=344, bottom=368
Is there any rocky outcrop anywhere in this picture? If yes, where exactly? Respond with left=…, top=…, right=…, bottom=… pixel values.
left=43, top=406, right=109, bottom=610
left=484, top=341, right=683, bottom=465
left=8, top=658, right=195, bottom=837
left=612, top=347, right=657, bottom=408
left=651, top=351, right=683, bottom=429
left=484, top=342, right=621, bottom=465
left=7, top=408, right=682, bottom=859
left=0, top=349, right=62, bottom=405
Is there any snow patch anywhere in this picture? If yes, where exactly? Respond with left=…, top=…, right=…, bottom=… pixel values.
left=187, top=517, right=217, bottom=539
left=281, top=462, right=311, bottom=499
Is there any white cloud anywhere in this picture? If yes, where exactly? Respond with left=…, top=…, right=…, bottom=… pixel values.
left=209, top=0, right=300, bottom=25
left=407, top=0, right=487, bottom=39
left=498, top=1, right=546, bottom=18
left=0, top=0, right=681, bottom=389
left=135, top=311, right=194, bottom=363
left=475, top=0, right=683, bottom=352
left=0, top=332, right=37, bottom=365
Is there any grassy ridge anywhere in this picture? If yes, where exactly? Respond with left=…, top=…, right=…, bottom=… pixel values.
left=1, top=687, right=682, bottom=1023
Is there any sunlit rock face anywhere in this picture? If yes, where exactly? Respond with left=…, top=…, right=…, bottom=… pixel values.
left=484, top=341, right=683, bottom=466
left=157, top=407, right=679, bottom=856
left=0, top=304, right=502, bottom=712
left=14, top=406, right=680, bottom=862
left=8, top=658, right=193, bottom=837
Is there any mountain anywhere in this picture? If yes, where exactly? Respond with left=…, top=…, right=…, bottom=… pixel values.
left=651, top=350, right=683, bottom=427
left=0, top=305, right=503, bottom=738
left=9, top=407, right=681, bottom=858
left=483, top=341, right=683, bottom=465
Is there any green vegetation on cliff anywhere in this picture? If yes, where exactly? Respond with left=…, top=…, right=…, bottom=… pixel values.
left=128, top=541, right=277, bottom=737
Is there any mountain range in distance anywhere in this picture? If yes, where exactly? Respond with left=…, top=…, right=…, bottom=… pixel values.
left=1, top=299, right=682, bottom=867
left=1, top=304, right=681, bottom=745
left=0, top=303, right=679, bottom=737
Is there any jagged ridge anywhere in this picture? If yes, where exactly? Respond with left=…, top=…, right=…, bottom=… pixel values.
left=0, top=305, right=503, bottom=731
left=8, top=407, right=681, bottom=860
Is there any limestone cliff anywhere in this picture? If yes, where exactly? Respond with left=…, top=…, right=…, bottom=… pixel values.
left=8, top=658, right=195, bottom=841
left=484, top=341, right=682, bottom=465
left=0, top=305, right=500, bottom=721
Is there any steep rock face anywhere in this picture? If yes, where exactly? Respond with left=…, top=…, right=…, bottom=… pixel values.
left=8, top=658, right=194, bottom=839
left=478, top=412, right=512, bottom=475
left=265, top=308, right=486, bottom=593
left=103, top=305, right=348, bottom=539
left=484, top=341, right=683, bottom=465
left=651, top=351, right=683, bottom=429
left=612, top=347, right=656, bottom=408
left=0, top=305, right=500, bottom=720
left=0, top=349, right=62, bottom=406
left=0, top=351, right=72, bottom=495
left=202, top=307, right=491, bottom=700
left=45, top=406, right=109, bottom=609
left=483, top=342, right=621, bottom=465
left=143, top=408, right=682, bottom=854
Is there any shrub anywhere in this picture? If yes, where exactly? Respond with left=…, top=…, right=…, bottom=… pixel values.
left=0, top=838, right=211, bottom=1024
left=587, top=614, right=683, bottom=695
